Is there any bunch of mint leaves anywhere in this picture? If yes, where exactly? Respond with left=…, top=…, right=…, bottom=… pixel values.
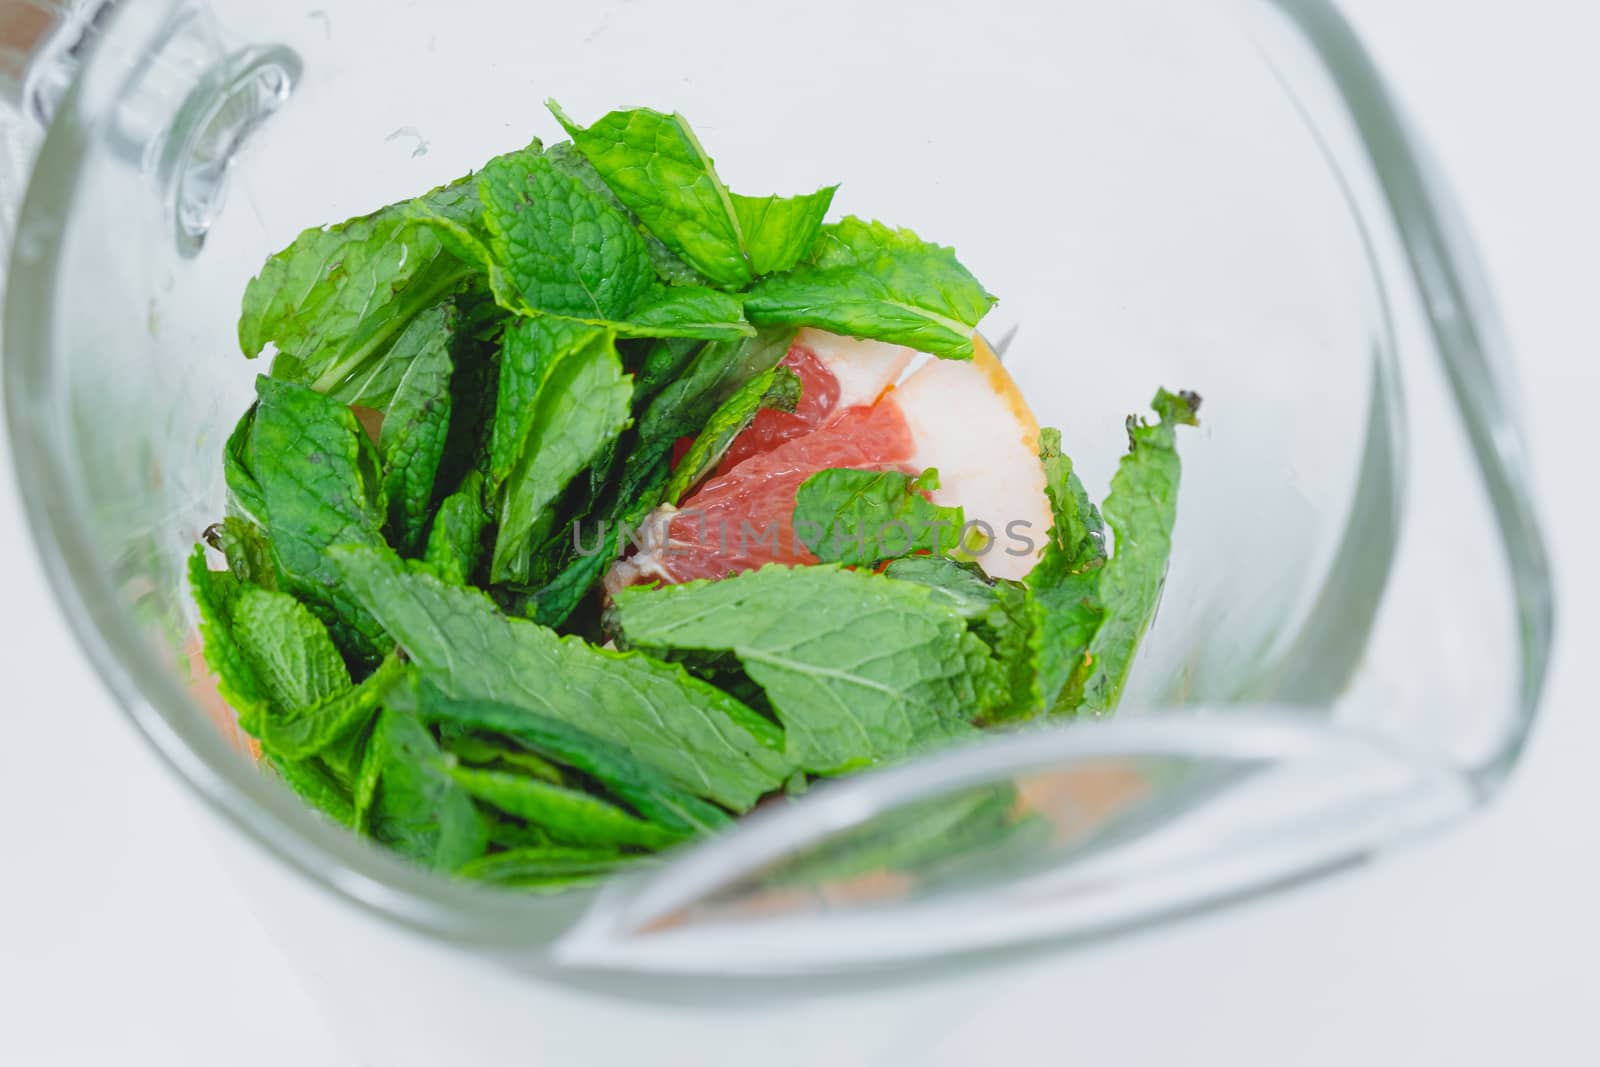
left=191, top=101, right=1199, bottom=891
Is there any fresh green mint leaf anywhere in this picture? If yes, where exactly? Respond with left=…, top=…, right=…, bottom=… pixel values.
left=793, top=468, right=966, bottom=566
left=247, top=376, right=390, bottom=659
left=638, top=326, right=795, bottom=447
left=223, top=407, right=268, bottom=526
left=521, top=452, right=672, bottom=628
left=242, top=179, right=479, bottom=400
left=549, top=102, right=838, bottom=288
left=1026, top=427, right=1108, bottom=713
left=613, top=285, right=753, bottom=342
left=662, top=366, right=801, bottom=505
left=545, top=140, right=716, bottom=288
left=246, top=142, right=546, bottom=402
left=634, top=337, right=704, bottom=408
left=613, top=565, right=988, bottom=774
left=267, top=754, right=358, bottom=827
left=331, top=547, right=792, bottom=809
left=481, top=813, right=556, bottom=851
left=447, top=766, right=688, bottom=851
left=644, top=235, right=715, bottom=288
left=229, top=585, right=351, bottom=715
left=456, top=846, right=632, bottom=890
left=444, top=732, right=566, bottom=784
left=744, top=217, right=996, bottom=360
left=975, top=580, right=1044, bottom=721
left=730, top=186, right=838, bottom=276
left=479, top=151, right=653, bottom=320
left=210, top=515, right=275, bottom=590
left=884, top=556, right=1044, bottom=719
left=883, top=557, right=998, bottom=620
left=409, top=206, right=745, bottom=340
left=1080, top=389, right=1199, bottom=713
left=188, top=547, right=270, bottom=730
left=365, top=709, right=488, bottom=871
left=259, top=653, right=408, bottom=762
left=1038, top=427, right=1106, bottom=568
left=1028, top=560, right=1103, bottom=715
left=431, top=324, right=501, bottom=503
left=423, top=469, right=491, bottom=587
left=414, top=687, right=731, bottom=837
left=487, top=318, right=633, bottom=584
left=548, top=102, right=752, bottom=288
left=376, top=305, right=455, bottom=554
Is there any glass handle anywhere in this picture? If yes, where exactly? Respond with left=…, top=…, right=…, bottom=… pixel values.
left=555, top=710, right=1473, bottom=975
left=0, top=0, right=301, bottom=257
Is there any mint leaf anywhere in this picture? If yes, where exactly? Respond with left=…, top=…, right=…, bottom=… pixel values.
left=376, top=305, right=455, bottom=554
left=1080, top=390, right=1200, bottom=712
left=259, top=653, right=408, bottom=762
left=744, top=217, right=996, bottom=360
left=210, top=515, right=275, bottom=590
left=267, top=754, right=358, bottom=827
left=188, top=547, right=269, bottom=728
left=331, top=547, right=792, bottom=809
left=662, top=366, right=801, bottom=505
left=975, top=580, right=1044, bottom=721
left=1026, top=426, right=1109, bottom=712
left=414, top=688, right=731, bottom=836
left=634, top=337, right=703, bottom=407
left=446, top=732, right=567, bottom=784
left=365, top=709, right=488, bottom=870
left=614, top=285, right=753, bottom=341
left=521, top=453, right=671, bottom=628
left=457, top=846, right=631, bottom=890
left=793, top=468, right=966, bottom=566
left=430, top=324, right=501, bottom=507
left=223, top=408, right=267, bottom=526
left=447, top=766, right=687, bottom=851
left=407, top=209, right=748, bottom=341
left=730, top=187, right=837, bottom=276
left=482, top=813, right=555, bottom=851
left=638, top=326, right=795, bottom=446
left=479, top=152, right=653, bottom=320
left=883, top=556, right=998, bottom=620
left=230, top=586, right=351, bottom=714
left=242, top=178, right=480, bottom=398
left=549, top=102, right=837, bottom=288
left=1028, top=563, right=1103, bottom=714
left=1038, top=427, right=1106, bottom=568
left=487, top=318, right=633, bottom=584
left=549, top=102, right=751, bottom=288
left=423, top=469, right=490, bottom=586
left=247, top=377, right=389, bottom=659
left=613, top=565, right=988, bottom=774
left=884, top=556, right=1045, bottom=719
left=545, top=140, right=715, bottom=288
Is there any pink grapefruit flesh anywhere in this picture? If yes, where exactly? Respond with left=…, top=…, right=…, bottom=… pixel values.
left=610, top=330, right=1049, bottom=590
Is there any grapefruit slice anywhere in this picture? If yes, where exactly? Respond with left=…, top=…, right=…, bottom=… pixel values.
left=716, top=328, right=914, bottom=473
left=609, top=330, right=1050, bottom=589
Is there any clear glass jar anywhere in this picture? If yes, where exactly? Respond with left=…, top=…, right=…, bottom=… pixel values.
left=0, top=0, right=1552, bottom=1054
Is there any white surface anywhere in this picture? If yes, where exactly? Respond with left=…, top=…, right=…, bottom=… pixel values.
left=3, top=1, right=1599, bottom=1063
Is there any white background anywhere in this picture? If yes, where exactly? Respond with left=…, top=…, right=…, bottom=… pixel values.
left=3, top=1, right=1598, bottom=1063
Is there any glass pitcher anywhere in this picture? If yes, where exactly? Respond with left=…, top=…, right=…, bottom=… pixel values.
left=0, top=0, right=1553, bottom=1058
